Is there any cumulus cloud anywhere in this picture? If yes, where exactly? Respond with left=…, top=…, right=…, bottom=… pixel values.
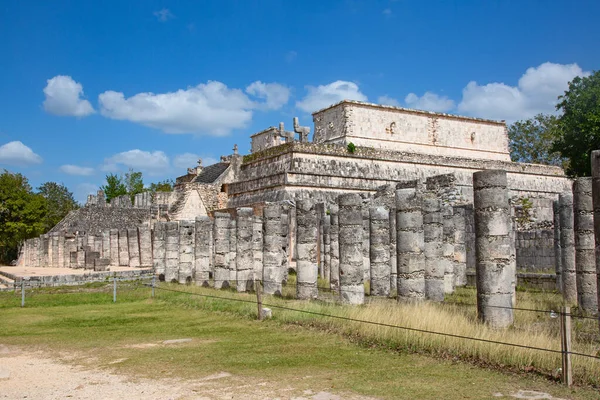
left=0, top=141, right=43, bottom=166
left=246, top=81, right=290, bottom=110
left=99, top=80, right=288, bottom=135
left=404, top=92, right=455, bottom=113
left=377, top=95, right=401, bottom=107
left=43, top=75, right=95, bottom=117
left=457, top=62, right=590, bottom=121
left=154, top=8, right=174, bottom=22
left=59, top=164, right=94, bottom=176
left=296, top=80, right=368, bottom=113
left=103, top=149, right=170, bottom=175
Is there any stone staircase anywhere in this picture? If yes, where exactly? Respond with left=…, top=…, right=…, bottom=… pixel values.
left=0, top=270, right=15, bottom=291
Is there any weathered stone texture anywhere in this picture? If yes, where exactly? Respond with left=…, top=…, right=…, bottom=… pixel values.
left=369, top=206, right=390, bottom=297
left=473, top=170, right=514, bottom=329
left=442, top=205, right=455, bottom=294
left=296, top=199, right=318, bottom=300
left=573, top=178, right=598, bottom=312
left=396, top=186, right=425, bottom=301
left=213, top=212, right=231, bottom=289
left=138, top=226, right=152, bottom=267
left=229, top=218, right=237, bottom=283
left=452, top=206, right=468, bottom=287
left=263, top=204, right=283, bottom=295
left=178, top=220, right=195, bottom=284
left=329, top=204, right=340, bottom=290
left=236, top=208, right=254, bottom=292
left=118, top=230, right=129, bottom=267
left=194, top=216, right=212, bottom=287
left=559, top=192, right=577, bottom=303
left=164, top=222, right=179, bottom=283
left=553, top=200, right=562, bottom=290
left=423, top=195, right=444, bottom=302
left=592, top=150, right=600, bottom=319
left=152, top=224, right=166, bottom=276
left=127, top=228, right=140, bottom=268
left=252, top=214, right=263, bottom=282
left=338, top=194, right=365, bottom=304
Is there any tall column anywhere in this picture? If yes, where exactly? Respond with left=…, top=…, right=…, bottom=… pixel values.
left=109, top=229, right=119, bottom=266
left=573, top=178, right=598, bottom=312
left=128, top=228, right=141, bottom=268
left=296, top=199, right=318, bottom=300
left=473, top=170, right=514, bottom=328
left=592, top=150, right=600, bottom=321
left=263, top=204, right=283, bottom=295
left=195, top=216, right=212, bottom=287
left=118, top=230, right=129, bottom=267
left=252, top=213, right=263, bottom=282
left=338, top=194, right=365, bottom=304
left=178, top=220, right=195, bottom=284
left=559, top=192, right=577, bottom=303
left=442, top=205, right=455, bottom=294
left=229, top=218, right=237, bottom=283
left=213, top=212, right=231, bottom=289
left=453, top=206, right=468, bottom=286
left=138, top=226, right=153, bottom=267
left=153, top=223, right=166, bottom=278
left=396, top=187, right=425, bottom=301
left=323, top=213, right=331, bottom=283
left=553, top=200, right=562, bottom=291
left=164, top=222, right=179, bottom=283
left=369, top=206, right=390, bottom=297
left=236, top=208, right=254, bottom=292
left=424, top=195, right=444, bottom=302
left=329, top=204, right=340, bottom=290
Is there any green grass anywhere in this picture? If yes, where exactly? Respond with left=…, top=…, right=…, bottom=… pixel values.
left=1, top=282, right=599, bottom=399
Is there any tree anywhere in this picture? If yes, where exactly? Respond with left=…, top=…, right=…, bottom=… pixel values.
left=37, top=182, right=79, bottom=232
left=508, top=114, right=564, bottom=166
left=0, top=170, right=46, bottom=263
left=124, top=169, right=144, bottom=202
left=551, top=70, right=600, bottom=176
left=101, top=173, right=127, bottom=203
left=148, top=179, right=174, bottom=193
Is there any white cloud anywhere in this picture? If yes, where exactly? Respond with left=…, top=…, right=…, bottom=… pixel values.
left=457, top=62, right=590, bottom=121
left=377, top=95, right=401, bottom=107
left=246, top=81, right=290, bottom=110
left=405, top=92, right=455, bottom=113
left=59, top=164, right=94, bottom=176
left=154, top=8, right=174, bottom=22
left=103, top=149, right=170, bottom=175
left=98, top=81, right=257, bottom=135
left=296, top=80, right=368, bottom=113
left=0, top=141, right=43, bottom=166
left=43, top=75, right=95, bottom=117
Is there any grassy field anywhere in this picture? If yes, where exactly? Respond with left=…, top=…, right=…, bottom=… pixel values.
left=0, top=281, right=599, bottom=399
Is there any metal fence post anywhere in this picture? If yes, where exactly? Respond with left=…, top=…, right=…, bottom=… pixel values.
left=113, top=275, right=117, bottom=303
left=21, top=280, right=25, bottom=307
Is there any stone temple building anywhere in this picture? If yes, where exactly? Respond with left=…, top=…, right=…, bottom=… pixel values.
left=45, top=100, right=570, bottom=273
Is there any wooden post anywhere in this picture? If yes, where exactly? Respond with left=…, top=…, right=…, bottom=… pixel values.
left=255, top=279, right=263, bottom=321
left=560, top=306, right=573, bottom=386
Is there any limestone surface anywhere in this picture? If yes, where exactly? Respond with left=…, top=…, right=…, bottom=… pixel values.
left=369, top=206, right=390, bottom=297
left=296, top=199, right=318, bottom=300
left=339, top=194, right=365, bottom=304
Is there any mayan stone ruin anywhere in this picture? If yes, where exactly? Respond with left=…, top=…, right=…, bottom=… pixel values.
left=17, top=99, right=600, bottom=323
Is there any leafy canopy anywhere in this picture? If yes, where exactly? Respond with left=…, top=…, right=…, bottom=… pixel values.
left=37, top=182, right=79, bottom=232
left=508, top=114, right=563, bottom=166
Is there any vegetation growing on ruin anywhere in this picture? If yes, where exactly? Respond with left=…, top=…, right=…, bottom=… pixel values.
left=1, top=283, right=598, bottom=399
left=101, top=169, right=173, bottom=203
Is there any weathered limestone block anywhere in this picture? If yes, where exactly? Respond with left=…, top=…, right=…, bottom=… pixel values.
left=109, top=229, right=119, bottom=266
left=41, top=234, right=50, bottom=267
left=127, top=228, right=141, bottom=268
left=236, top=208, right=254, bottom=292
left=51, top=234, right=59, bottom=268
left=559, top=192, right=577, bottom=303
left=323, top=213, right=331, bottom=283
left=296, top=199, right=318, bottom=300
left=33, top=238, right=41, bottom=267
left=252, top=214, right=263, bottom=282
left=453, top=206, right=468, bottom=286
left=339, top=194, right=365, bottom=304
left=396, top=187, right=425, bottom=301
left=474, top=170, right=514, bottom=329
left=553, top=200, right=562, bottom=291
left=424, top=195, right=444, bottom=302
left=592, top=150, right=600, bottom=319
left=369, top=206, right=390, bottom=297
left=329, top=204, right=340, bottom=290
left=389, top=206, right=397, bottom=292
left=213, top=212, right=231, bottom=289
left=118, top=230, right=129, bottom=267
left=573, top=178, right=598, bottom=313
left=76, top=236, right=85, bottom=269
left=85, top=251, right=99, bottom=269
left=138, top=226, right=152, bottom=267
left=263, top=204, right=283, bottom=295
left=152, top=223, right=166, bottom=277
left=442, top=205, right=455, bottom=294
left=281, top=210, right=290, bottom=283
left=57, top=234, right=65, bottom=268
left=94, top=257, right=110, bottom=271
left=178, top=220, right=195, bottom=284
left=194, top=216, right=212, bottom=287
left=165, top=221, right=179, bottom=283
left=229, top=218, right=237, bottom=283
left=101, top=230, right=110, bottom=261
left=362, top=206, right=371, bottom=282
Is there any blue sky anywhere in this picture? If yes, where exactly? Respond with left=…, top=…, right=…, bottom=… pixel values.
left=1, top=0, right=599, bottom=202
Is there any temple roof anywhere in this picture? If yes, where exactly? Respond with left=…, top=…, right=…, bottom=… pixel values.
left=192, top=162, right=230, bottom=184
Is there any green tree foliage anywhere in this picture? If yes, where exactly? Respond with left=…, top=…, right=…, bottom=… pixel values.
left=551, top=70, right=600, bottom=176
left=508, top=114, right=563, bottom=166
left=148, top=179, right=174, bottom=193
left=124, top=169, right=144, bottom=201
left=0, top=170, right=46, bottom=263
left=37, top=182, right=79, bottom=232
left=101, top=173, right=127, bottom=203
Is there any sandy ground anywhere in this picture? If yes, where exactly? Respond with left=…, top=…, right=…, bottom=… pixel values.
left=0, top=266, right=149, bottom=278
left=0, top=344, right=569, bottom=400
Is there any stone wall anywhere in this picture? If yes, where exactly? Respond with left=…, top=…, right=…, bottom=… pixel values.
left=516, top=230, right=555, bottom=272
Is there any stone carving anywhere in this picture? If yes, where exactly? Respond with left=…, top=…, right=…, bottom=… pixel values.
left=294, top=117, right=311, bottom=143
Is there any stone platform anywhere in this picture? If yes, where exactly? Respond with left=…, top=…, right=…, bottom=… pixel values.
left=0, top=266, right=153, bottom=291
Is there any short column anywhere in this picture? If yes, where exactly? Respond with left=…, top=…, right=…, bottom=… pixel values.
left=263, top=204, right=283, bottom=295
left=153, top=223, right=166, bottom=278
left=127, top=228, right=141, bottom=268
left=194, top=216, right=212, bottom=287
left=424, top=196, right=444, bottom=302
left=138, top=226, right=153, bottom=267
left=178, top=220, right=195, bottom=284
left=338, top=194, right=365, bottom=304
left=442, top=205, right=455, bottom=294
left=559, top=192, right=577, bottom=303
left=396, top=187, right=425, bottom=301
left=453, top=206, right=468, bottom=286
left=296, top=199, right=318, bottom=300
left=164, top=222, right=179, bottom=283
left=236, top=208, right=254, bottom=292
left=213, top=212, right=231, bottom=289
left=252, top=213, right=263, bottom=282
left=369, top=206, right=390, bottom=297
